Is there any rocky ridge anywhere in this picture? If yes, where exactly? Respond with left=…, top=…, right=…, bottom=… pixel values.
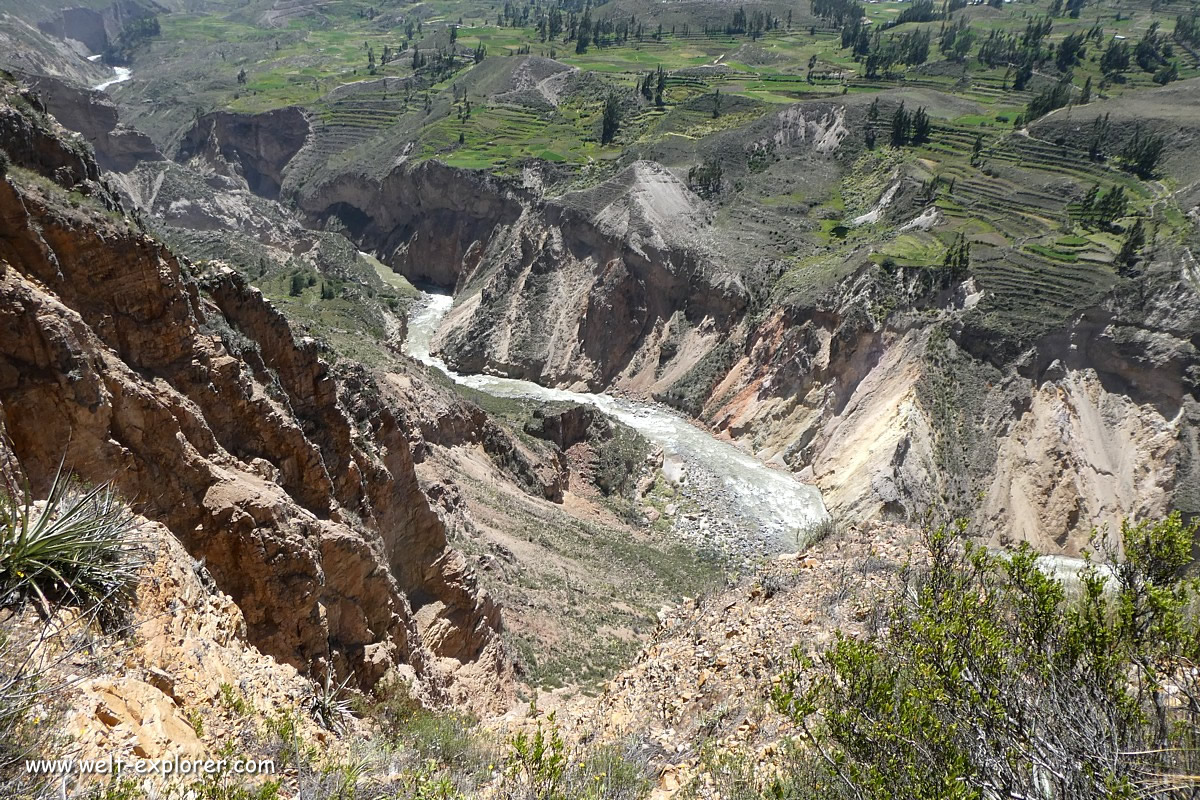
left=0, top=82, right=511, bottom=708
left=286, top=158, right=748, bottom=391
left=702, top=263, right=1200, bottom=554
left=531, top=521, right=917, bottom=799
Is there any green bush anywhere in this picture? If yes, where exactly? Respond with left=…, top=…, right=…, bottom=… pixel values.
left=593, top=426, right=649, bottom=499
left=503, top=713, right=653, bottom=800
left=771, top=513, right=1200, bottom=800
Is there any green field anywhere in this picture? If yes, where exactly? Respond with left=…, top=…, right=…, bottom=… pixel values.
left=109, top=0, right=1200, bottom=343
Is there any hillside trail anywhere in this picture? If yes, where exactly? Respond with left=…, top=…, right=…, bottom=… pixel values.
left=404, top=292, right=830, bottom=558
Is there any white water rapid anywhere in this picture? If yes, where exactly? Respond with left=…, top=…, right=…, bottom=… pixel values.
left=404, top=292, right=830, bottom=557
left=92, top=66, right=132, bottom=91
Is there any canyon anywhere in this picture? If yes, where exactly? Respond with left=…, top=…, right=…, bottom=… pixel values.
left=2, top=3, right=1200, bottom=792
left=175, top=94, right=1199, bottom=557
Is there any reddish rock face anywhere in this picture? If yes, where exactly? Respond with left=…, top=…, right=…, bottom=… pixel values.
left=0, top=90, right=511, bottom=709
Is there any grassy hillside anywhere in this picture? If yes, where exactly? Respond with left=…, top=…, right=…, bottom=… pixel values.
left=96, top=0, right=1197, bottom=351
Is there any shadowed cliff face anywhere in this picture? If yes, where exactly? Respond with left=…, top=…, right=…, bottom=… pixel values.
left=36, top=0, right=154, bottom=56
left=0, top=90, right=511, bottom=708
left=299, top=160, right=528, bottom=291
left=177, top=108, right=311, bottom=199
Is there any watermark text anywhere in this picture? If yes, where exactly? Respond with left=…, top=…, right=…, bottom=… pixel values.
left=26, top=755, right=275, bottom=778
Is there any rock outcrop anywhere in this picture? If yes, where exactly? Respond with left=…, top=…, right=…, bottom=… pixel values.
left=23, top=72, right=161, bottom=172
left=177, top=108, right=310, bottom=199
left=0, top=85, right=511, bottom=708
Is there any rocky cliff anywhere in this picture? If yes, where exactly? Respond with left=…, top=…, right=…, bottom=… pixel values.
left=23, top=71, right=161, bottom=172
left=177, top=108, right=310, bottom=199
left=35, top=0, right=156, bottom=57
left=296, top=159, right=746, bottom=390
left=700, top=262, right=1200, bottom=554
left=0, top=82, right=511, bottom=708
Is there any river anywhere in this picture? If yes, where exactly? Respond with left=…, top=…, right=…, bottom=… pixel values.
left=91, top=65, right=132, bottom=92
left=404, top=292, right=829, bottom=557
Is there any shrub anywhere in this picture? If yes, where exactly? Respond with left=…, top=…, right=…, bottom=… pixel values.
left=218, top=682, right=251, bottom=716
left=357, top=675, right=494, bottom=791
left=502, top=713, right=653, bottom=800
left=506, top=715, right=567, bottom=799
left=797, top=516, right=837, bottom=549
left=772, top=514, right=1200, bottom=800
left=592, top=426, right=649, bottom=500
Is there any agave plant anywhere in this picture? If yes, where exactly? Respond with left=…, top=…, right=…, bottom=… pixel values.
left=309, top=671, right=355, bottom=734
left=0, top=458, right=143, bottom=613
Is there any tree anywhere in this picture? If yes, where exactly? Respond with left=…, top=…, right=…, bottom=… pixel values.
left=1119, top=125, right=1166, bottom=179
left=1094, top=184, right=1128, bottom=227
left=1079, top=75, right=1091, bottom=104
left=1136, top=23, right=1166, bottom=72
left=910, top=106, right=931, bottom=145
left=236, top=68, right=247, bottom=85
left=1055, top=31, right=1086, bottom=71
left=941, top=17, right=976, bottom=62
left=1153, top=61, right=1179, bottom=85
left=712, top=88, right=721, bottom=119
left=865, top=97, right=879, bottom=148
left=942, top=231, right=970, bottom=277
left=655, top=66, right=666, bottom=109
left=1117, top=218, right=1145, bottom=269
left=1013, top=61, right=1033, bottom=91
left=1078, top=182, right=1100, bottom=224
left=1100, top=39, right=1130, bottom=75
left=600, top=93, right=620, bottom=145
left=1025, top=78, right=1072, bottom=121
left=575, top=10, right=592, bottom=54
left=890, top=102, right=909, bottom=146
left=289, top=273, right=306, bottom=297
left=474, top=42, right=487, bottom=63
